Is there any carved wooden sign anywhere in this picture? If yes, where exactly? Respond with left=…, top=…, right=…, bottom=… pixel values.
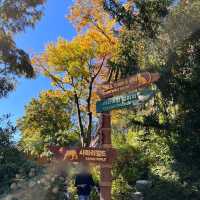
left=97, top=72, right=160, bottom=99
left=49, top=146, right=117, bottom=164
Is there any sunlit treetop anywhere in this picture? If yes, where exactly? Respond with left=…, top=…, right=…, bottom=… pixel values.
left=34, top=27, right=117, bottom=87
left=68, top=0, right=110, bottom=31
left=68, top=0, right=117, bottom=44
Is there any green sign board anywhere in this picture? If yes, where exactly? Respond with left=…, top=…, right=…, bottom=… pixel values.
left=96, top=89, right=155, bottom=113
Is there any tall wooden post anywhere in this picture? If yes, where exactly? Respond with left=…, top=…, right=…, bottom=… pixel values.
left=100, top=112, right=112, bottom=200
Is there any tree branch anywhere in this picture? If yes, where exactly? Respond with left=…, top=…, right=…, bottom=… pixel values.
left=92, top=56, right=106, bottom=81
left=90, top=18, right=115, bottom=44
left=85, top=57, right=106, bottom=146
left=39, top=65, right=66, bottom=91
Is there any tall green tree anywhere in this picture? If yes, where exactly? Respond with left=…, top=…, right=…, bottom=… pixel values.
left=103, top=0, right=174, bottom=80
left=18, top=90, right=79, bottom=157
left=105, top=1, right=200, bottom=199
left=0, top=115, right=17, bottom=194
left=0, top=115, right=37, bottom=195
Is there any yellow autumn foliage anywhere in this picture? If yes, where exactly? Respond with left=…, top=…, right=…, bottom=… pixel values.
left=32, top=0, right=120, bottom=145
left=68, top=0, right=109, bottom=31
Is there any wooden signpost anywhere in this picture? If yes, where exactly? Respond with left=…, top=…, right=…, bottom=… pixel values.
left=96, top=72, right=160, bottom=200
left=99, top=112, right=112, bottom=200
left=50, top=71, right=160, bottom=200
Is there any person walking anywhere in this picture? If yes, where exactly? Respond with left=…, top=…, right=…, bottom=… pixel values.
left=75, top=164, right=98, bottom=200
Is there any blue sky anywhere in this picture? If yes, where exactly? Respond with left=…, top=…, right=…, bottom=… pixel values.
left=0, top=0, right=76, bottom=140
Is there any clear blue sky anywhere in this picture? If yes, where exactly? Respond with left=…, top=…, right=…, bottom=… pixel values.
left=0, top=0, right=76, bottom=140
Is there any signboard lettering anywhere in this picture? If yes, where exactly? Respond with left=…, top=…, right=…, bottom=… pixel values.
left=49, top=147, right=116, bottom=164
left=96, top=89, right=155, bottom=113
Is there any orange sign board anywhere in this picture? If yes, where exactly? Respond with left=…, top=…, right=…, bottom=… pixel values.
left=97, top=72, right=160, bottom=99
left=49, top=147, right=116, bottom=164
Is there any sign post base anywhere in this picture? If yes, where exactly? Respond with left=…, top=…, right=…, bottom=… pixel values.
left=100, top=166, right=112, bottom=200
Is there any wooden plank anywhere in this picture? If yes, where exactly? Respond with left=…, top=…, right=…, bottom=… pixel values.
left=49, top=147, right=117, bottom=164
left=96, top=72, right=160, bottom=98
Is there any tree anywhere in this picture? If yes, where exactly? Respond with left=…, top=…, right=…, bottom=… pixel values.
left=103, top=0, right=174, bottom=80
left=33, top=0, right=118, bottom=147
left=106, top=1, right=200, bottom=199
left=68, top=0, right=116, bottom=41
left=0, top=0, right=46, bottom=98
left=103, top=0, right=172, bottom=35
left=0, top=114, right=15, bottom=147
left=123, top=0, right=200, bottom=147
left=18, top=90, right=79, bottom=157
left=34, top=15, right=117, bottom=146
left=68, top=0, right=118, bottom=82
left=0, top=115, right=38, bottom=195
left=0, top=115, right=17, bottom=193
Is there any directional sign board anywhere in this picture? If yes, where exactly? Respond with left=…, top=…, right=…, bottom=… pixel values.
left=96, top=89, right=155, bottom=113
left=97, top=72, right=160, bottom=99
left=49, top=147, right=117, bottom=164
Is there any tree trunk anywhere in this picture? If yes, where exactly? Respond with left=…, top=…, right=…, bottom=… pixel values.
left=74, top=92, right=85, bottom=147
left=86, top=81, right=93, bottom=146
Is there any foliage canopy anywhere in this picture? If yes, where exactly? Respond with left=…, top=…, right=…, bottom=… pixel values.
left=18, top=90, right=79, bottom=156
left=0, top=0, right=45, bottom=98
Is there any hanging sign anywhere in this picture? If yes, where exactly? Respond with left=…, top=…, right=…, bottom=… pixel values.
left=97, top=72, right=160, bottom=99
left=96, top=88, right=155, bottom=113
left=49, top=147, right=117, bottom=164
